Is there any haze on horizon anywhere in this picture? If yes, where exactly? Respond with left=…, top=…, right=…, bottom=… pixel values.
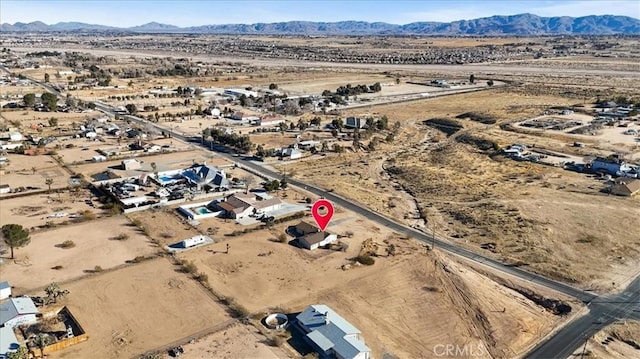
left=1, top=0, right=639, bottom=27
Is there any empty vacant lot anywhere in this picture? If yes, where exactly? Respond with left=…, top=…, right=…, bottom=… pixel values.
left=52, top=258, right=230, bottom=359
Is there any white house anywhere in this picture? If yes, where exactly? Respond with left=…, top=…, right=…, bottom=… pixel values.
left=282, top=148, right=302, bottom=160
left=296, top=304, right=371, bottom=359
left=92, top=155, right=107, bottom=162
left=0, top=185, right=10, bottom=195
left=0, top=326, right=20, bottom=358
left=0, top=297, right=39, bottom=328
left=0, top=282, right=11, bottom=300
left=121, top=159, right=142, bottom=170
left=7, top=132, right=22, bottom=142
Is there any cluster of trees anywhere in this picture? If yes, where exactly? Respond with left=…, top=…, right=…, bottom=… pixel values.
left=263, top=178, right=287, bottom=192
left=323, top=82, right=382, bottom=98
left=26, top=51, right=61, bottom=58
left=108, top=94, right=150, bottom=101
left=203, top=127, right=253, bottom=153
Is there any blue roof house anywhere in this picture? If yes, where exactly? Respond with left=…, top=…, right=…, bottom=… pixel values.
left=296, top=305, right=371, bottom=359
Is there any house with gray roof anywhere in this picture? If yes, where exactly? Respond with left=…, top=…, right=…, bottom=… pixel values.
left=181, top=163, right=229, bottom=191
left=0, top=297, right=39, bottom=329
left=296, top=304, right=371, bottom=359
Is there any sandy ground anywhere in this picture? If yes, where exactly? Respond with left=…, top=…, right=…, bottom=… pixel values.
left=51, top=257, right=230, bottom=359
left=282, top=90, right=640, bottom=291
left=0, top=188, right=105, bottom=229
left=569, top=321, right=640, bottom=359
left=73, top=149, right=230, bottom=179
left=1, top=109, right=100, bottom=128
left=163, top=323, right=284, bottom=359
left=172, top=210, right=567, bottom=358
left=1, top=216, right=158, bottom=292
left=0, top=153, right=71, bottom=193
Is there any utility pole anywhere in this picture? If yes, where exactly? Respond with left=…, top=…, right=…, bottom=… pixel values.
left=579, top=335, right=590, bottom=359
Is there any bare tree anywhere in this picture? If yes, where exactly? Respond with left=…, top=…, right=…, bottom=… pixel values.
left=241, top=175, right=255, bottom=194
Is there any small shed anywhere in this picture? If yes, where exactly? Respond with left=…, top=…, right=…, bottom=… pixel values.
left=610, top=179, right=640, bottom=197
left=121, top=159, right=142, bottom=170
left=0, top=281, right=11, bottom=300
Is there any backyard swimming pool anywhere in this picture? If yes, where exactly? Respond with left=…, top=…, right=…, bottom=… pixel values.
left=195, top=206, right=214, bottom=215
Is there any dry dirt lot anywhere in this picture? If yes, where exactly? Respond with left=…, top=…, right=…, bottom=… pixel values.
left=282, top=89, right=640, bottom=291
left=50, top=257, right=230, bottom=359
left=73, top=149, right=230, bottom=179
left=1, top=109, right=100, bottom=128
left=127, top=209, right=201, bottom=247
left=1, top=216, right=158, bottom=292
left=178, top=212, right=569, bottom=358
left=569, top=321, right=640, bottom=358
left=162, top=323, right=283, bottom=359
left=0, top=188, right=106, bottom=229
left=0, top=153, right=71, bottom=193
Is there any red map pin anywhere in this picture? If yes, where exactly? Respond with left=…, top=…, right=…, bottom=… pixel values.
left=311, top=199, right=334, bottom=231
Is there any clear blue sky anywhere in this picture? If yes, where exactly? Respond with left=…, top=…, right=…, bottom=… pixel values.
left=1, top=0, right=639, bottom=27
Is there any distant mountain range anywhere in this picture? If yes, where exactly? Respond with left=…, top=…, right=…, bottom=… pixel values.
left=2, top=14, right=639, bottom=35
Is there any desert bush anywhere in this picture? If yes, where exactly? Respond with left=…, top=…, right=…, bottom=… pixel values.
left=277, top=233, right=288, bottom=243
left=93, top=265, right=103, bottom=272
left=195, top=272, right=209, bottom=283
left=221, top=297, right=250, bottom=318
left=266, top=335, right=284, bottom=347
left=344, top=231, right=354, bottom=238
left=183, top=261, right=198, bottom=274
left=58, top=240, right=75, bottom=249
left=114, top=233, right=130, bottom=241
left=355, top=255, right=375, bottom=265
left=51, top=265, right=64, bottom=270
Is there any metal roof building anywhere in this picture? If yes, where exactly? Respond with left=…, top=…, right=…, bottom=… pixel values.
left=296, top=304, right=371, bottom=359
left=0, top=326, right=20, bottom=357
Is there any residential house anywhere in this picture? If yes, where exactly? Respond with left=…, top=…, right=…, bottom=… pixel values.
left=0, top=297, right=39, bottom=328
left=216, top=194, right=255, bottom=219
left=610, top=179, right=640, bottom=197
left=282, top=148, right=302, bottom=160
left=180, top=164, right=229, bottom=191
left=345, top=117, right=366, bottom=129
left=258, top=115, right=285, bottom=126
left=289, top=221, right=338, bottom=250
left=0, top=185, right=10, bottom=195
left=296, top=304, right=371, bottom=359
left=230, top=111, right=245, bottom=121
left=591, top=157, right=632, bottom=176
left=216, top=192, right=283, bottom=219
